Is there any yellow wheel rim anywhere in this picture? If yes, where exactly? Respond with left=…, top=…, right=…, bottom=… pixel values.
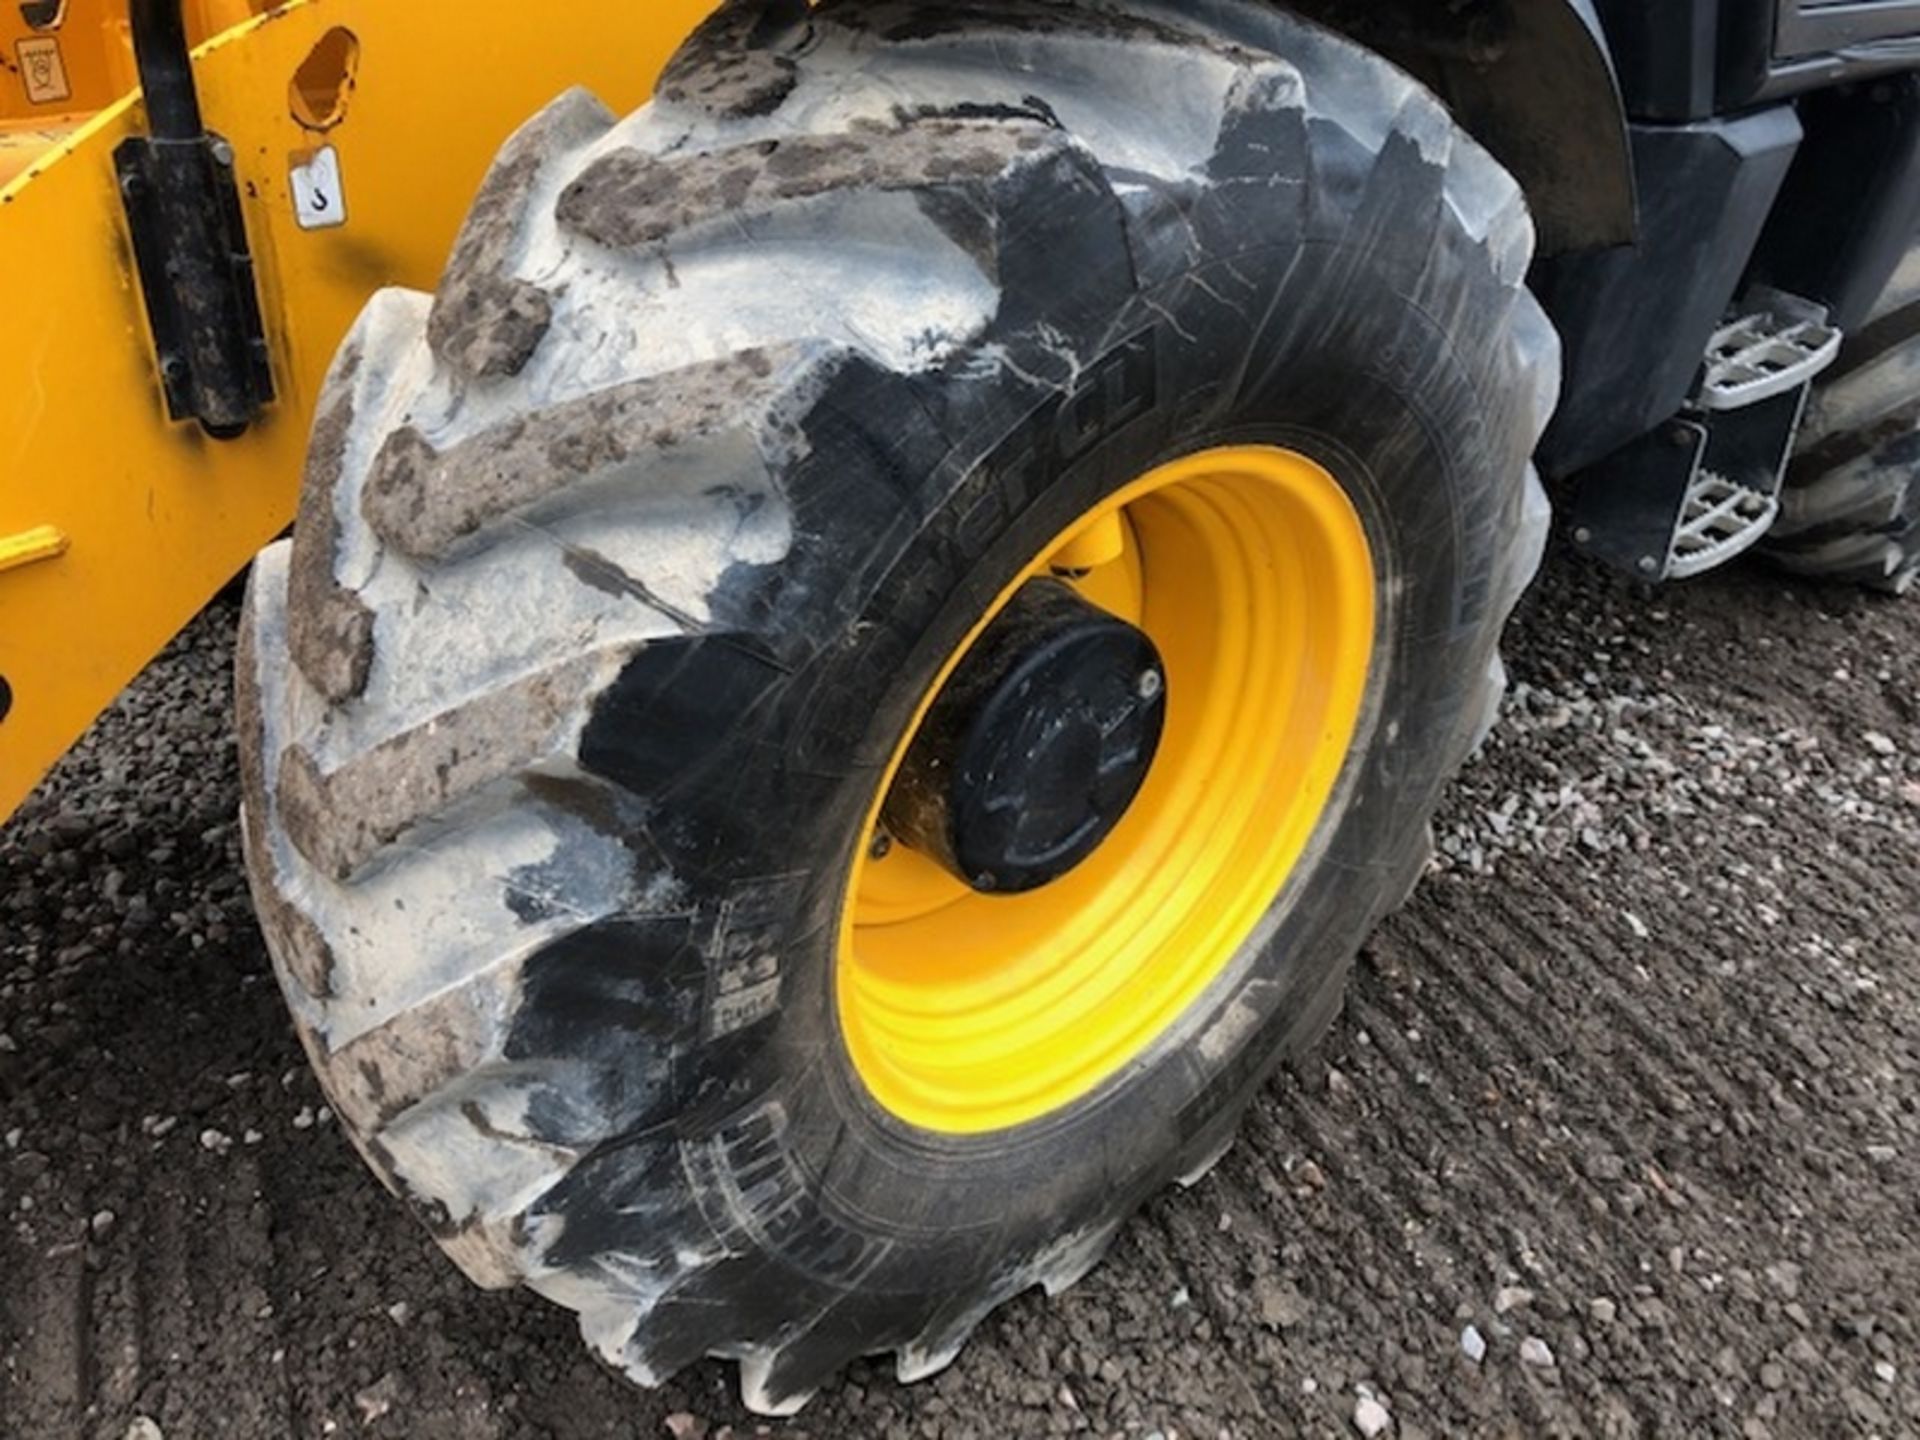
left=837, top=445, right=1377, bottom=1134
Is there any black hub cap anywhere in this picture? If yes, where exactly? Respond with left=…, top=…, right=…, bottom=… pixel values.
left=882, top=579, right=1168, bottom=895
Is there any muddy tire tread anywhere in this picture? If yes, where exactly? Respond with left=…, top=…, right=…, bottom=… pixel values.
left=1766, top=323, right=1920, bottom=595
left=240, top=0, right=1559, bottom=1412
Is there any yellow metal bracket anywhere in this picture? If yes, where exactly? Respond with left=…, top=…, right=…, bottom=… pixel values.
left=0, top=0, right=718, bottom=824
left=0, top=525, right=70, bottom=575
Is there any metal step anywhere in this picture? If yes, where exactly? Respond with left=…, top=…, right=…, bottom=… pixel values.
left=1667, top=468, right=1781, bottom=579
left=1698, top=305, right=1842, bottom=412
left=1571, top=291, right=1841, bottom=582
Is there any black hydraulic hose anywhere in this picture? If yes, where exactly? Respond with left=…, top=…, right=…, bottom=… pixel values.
left=128, top=0, right=204, bottom=141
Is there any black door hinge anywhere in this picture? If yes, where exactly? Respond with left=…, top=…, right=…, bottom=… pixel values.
left=114, top=0, right=273, bottom=438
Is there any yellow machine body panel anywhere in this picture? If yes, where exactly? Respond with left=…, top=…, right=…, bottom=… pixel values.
left=3, top=7, right=288, bottom=204
left=0, top=0, right=719, bottom=824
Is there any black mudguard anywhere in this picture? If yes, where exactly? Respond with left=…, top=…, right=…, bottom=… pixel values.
left=1281, top=0, right=1635, bottom=254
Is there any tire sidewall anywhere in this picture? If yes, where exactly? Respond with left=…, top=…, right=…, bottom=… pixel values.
left=713, top=220, right=1527, bottom=1297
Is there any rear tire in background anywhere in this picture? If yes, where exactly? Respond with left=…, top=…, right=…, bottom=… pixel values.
left=1767, top=305, right=1920, bottom=594
left=237, top=0, right=1557, bottom=1413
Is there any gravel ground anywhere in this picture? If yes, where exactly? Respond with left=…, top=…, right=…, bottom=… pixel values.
left=2, top=542, right=1917, bottom=1440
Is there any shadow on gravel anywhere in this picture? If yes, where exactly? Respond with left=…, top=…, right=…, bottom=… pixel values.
left=3, top=544, right=1917, bottom=1439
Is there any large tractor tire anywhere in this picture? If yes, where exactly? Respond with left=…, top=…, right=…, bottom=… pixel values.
left=238, top=0, right=1556, bottom=1413
left=1768, top=318, right=1920, bottom=595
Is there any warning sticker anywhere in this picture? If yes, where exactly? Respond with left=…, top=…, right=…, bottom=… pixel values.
left=15, top=37, right=70, bottom=107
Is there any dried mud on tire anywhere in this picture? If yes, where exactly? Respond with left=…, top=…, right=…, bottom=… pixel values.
left=3, top=543, right=1918, bottom=1437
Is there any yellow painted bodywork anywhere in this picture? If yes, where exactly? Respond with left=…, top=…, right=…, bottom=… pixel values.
left=0, top=3, right=275, bottom=187
left=0, top=0, right=718, bottom=823
left=0, top=525, right=70, bottom=574
left=839, top=446, right=1379, bottom=1134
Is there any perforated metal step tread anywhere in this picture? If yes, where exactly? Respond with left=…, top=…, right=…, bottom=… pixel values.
left=1668, top=469, right=1781, bottom=579
left=1699, top=310, right=1841, bottom=412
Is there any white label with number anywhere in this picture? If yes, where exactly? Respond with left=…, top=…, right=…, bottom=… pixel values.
left=292, top=146, right=347, bottom=231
